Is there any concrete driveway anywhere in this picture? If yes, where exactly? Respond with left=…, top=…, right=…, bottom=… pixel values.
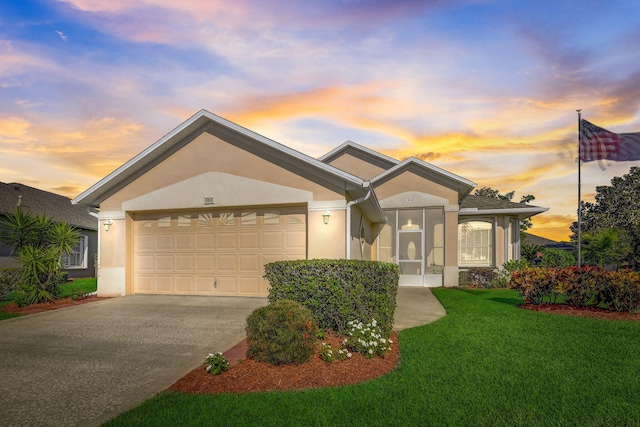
left=0, top=295, right=267, bottom=427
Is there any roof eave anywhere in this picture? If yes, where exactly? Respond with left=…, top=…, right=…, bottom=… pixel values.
left=459, top=207, right=549, bottom=219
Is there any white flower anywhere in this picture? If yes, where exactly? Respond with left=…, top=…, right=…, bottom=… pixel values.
left=368, top=349, right=373, bottom=354
left=347, top=352, right=352, bottom=358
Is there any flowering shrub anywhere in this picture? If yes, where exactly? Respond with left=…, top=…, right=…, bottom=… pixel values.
left=509, top=266, right=640, bottom=313
left=204, top=352, right=229, bottom=375
left=343, top=319, right=392, bottom=359
left=319, top=342, right=351, bottom=363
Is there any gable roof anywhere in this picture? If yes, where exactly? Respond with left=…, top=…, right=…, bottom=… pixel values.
left=73, top=110, right=386, bottom=222
left=319, top=140, right=399, bottom=171
left=0, top=182, right=97, bottom=230
left=372, top=157, right=477, bottom=202
left=460, top=195, right=548, bottom=219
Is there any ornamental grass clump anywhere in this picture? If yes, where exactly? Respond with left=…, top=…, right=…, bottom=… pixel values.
left=246, top=299, right=319, bottom=366
left=343, top=319, right=392, bottom=359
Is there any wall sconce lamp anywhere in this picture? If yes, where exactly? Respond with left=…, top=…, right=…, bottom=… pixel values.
left=103, top=219, right=113, bottom=232
left=322, top=210, right=331, bottom=225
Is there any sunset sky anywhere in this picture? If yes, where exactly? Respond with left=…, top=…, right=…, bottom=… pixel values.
left=1, top=0, right=639, bottom=242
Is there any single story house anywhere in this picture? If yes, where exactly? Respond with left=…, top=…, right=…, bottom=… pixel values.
left=0, top=182, right=98, bottom=278
left=73, top=110, right=548, bottom=296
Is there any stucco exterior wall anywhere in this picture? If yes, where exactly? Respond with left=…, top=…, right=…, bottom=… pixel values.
left=374, top=171, right=460, bottom=206
left=326, top=154, right=389, bottom=180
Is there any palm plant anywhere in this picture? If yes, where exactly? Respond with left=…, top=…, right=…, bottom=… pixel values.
left=0, top=207, right=79, bottom=306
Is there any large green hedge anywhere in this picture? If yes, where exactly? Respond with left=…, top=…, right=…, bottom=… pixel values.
left=264, top=259, right=399, bottom=336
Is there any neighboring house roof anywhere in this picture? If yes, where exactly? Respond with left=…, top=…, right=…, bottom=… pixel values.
left=460, top=195, right=548, bottom=219
left=522, top=232, right=572, bottom=249
left=73, top=110, right=386, bottom=222
left=0, top=182, right=98, bottom=230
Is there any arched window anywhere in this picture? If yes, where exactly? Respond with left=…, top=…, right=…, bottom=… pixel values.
left=458, top=220, right=493, bottom=267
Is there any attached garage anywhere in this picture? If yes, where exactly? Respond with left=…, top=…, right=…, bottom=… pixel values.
left=133, top=207, right=306, bottom=296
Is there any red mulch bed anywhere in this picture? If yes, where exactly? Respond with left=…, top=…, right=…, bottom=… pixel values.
left=169, top=331, right=400, bottom=395
left=520, top=303, right=640, bottom=322
left=1, top=295, right=106, bottom=315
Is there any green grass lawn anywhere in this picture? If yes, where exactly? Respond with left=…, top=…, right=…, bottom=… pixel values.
left=104, top=288, right=640, bottom=427
left=0, top=277, right=97, bottom=321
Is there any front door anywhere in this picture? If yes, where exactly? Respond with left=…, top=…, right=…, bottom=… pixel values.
left=398, top=228, right=423, bottom=286
left=378, top=208, right=444, bottom=287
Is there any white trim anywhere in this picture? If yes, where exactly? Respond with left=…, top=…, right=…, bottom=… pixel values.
left=308, top=200, right=347, bottom=211
left=318, top=140, right=400, bottom=165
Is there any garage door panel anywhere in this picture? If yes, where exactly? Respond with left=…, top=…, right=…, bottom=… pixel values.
left=239, top=254, right=260, bottom=272
left=136, top=255, right=156, bottom=272
left=196, top=234, right=215, bottom=249
left=136, top=234, right=155, bottom=250
left=217, top=254, right=237, bottom=272
left=176, top=276, right=194, bottom=292
left=238, top=276, right=261, bottom=295
left=156, top=234, right=174, bottom=250
left=155, top=255, right=175, bottom=271
left=238, top=232, right=259, bottom=249
left=196, top=254, right=215, bottom=272
left=176, top=255, right=194, bottom=271
left=217, top=232, right=236, bottom=249
left=156, top=276, right=174, bottom=292
left=196, top=276, right=215, bottom=293
left=216, top=276, right=237, bottom=294
left=135, top=275, right=154, bottom=292
left=262, top=231, right=283, bottom=249
left=176, top=234, right=195, bottom=250
left=286, top=230, right=306, bottom=249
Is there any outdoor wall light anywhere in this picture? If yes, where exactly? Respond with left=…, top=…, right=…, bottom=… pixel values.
left=103, top=219, right=113, bottom=232
left=322, top=210, right=331, bottom=225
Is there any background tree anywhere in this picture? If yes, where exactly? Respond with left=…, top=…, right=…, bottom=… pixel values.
left=474, top=187, right=536, bottom=233
left=571, top=166, right=640, bottom=269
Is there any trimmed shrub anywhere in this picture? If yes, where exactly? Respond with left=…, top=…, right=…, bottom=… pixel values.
left=264, top=259, right=398, bottom=336
left=510, top=267, right=556, bottom=305
left=458, top=270, right=469, bottom=286
left=510, top=266, right=640, bottom=312
left=246, top=300, right=318, bottom=366
left=598, top=270, right=640, bottom=313
left=466, top=267, right=499, bottom=288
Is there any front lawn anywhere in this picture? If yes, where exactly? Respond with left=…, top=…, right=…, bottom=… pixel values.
left=0, top=277, right=97, bottom=321
left=105, top=288, right=640, bottom=427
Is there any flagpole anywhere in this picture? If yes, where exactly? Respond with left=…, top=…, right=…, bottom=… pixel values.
left=577, top=109, right=582, bottom=268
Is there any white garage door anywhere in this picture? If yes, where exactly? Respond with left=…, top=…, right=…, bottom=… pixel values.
left=133, top=207, right=306, bottom=296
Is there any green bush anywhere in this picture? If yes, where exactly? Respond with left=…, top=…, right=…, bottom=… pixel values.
left=0, top=268, right=21, bottom=298
left=466, top=267, right=498, bottom=288
left=599, top=270, right=640, bottom=313
left=264, top=259, right=398, bottom=336
left=538, top=248, right=576, bottom=268
left=509, top=266, right=640, bottom=312
left=458, top=270, right=469, bottom=286
left=246, top=300, right=319, bottom=366
left=509, top=267, right=556, bottom=305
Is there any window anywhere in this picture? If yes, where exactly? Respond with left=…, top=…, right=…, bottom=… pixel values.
left=458, top=220, right=493, bottom=267
left=61, top=235, right=88, bottom=269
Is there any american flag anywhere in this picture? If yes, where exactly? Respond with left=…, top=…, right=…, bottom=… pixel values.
left=580, top=119, right=640, bottom=163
